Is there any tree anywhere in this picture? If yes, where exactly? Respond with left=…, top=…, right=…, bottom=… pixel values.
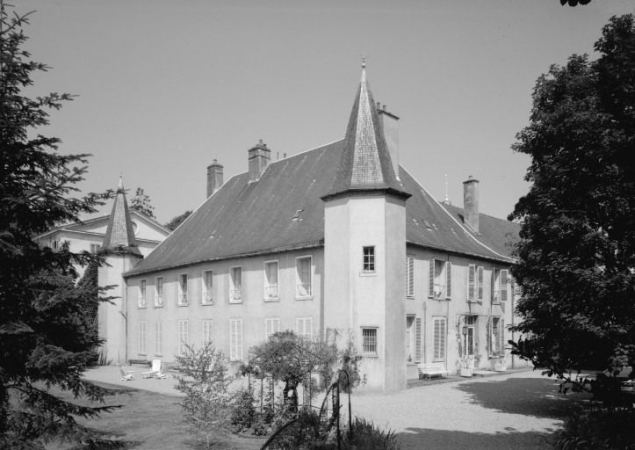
left=509, top=15, right=635, bottom=392
left=129, top=187, right=155, bottom=218
left=0, top=4, right=122, bottom=448
left=165, top=209, right=192, bottom=231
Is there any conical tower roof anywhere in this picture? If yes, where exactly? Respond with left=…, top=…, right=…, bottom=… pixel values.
left=323, top=63, right=410, bottom=201
left=102, top=177, right=141, bottom=255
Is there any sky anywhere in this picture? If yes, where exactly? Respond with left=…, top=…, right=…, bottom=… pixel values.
left=17, top=0, right=635, bottom=224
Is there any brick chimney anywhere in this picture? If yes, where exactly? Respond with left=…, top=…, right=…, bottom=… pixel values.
left=207, top=159, right=223, bottom=197
left=248, top=139, right=271, bottom=182
left=377, top=103, right=400, bottom=180
left=463, top=176, right=480, bottom=233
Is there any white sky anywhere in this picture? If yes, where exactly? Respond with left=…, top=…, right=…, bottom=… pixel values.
left=18, top=0, right=635, bottom=223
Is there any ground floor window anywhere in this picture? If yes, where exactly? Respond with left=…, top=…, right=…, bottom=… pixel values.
left=362, top=327, right=378, bottom=356
left=229, top=319, right=243, bottom=361
left=138, top=321, right=147, bottom=355
left=295, top=317, right=313, bottom=338
left=202, top=319, right=213, bottom=344
left=462, top=315, right=478, bottom=357
left=265, top=318, right=281, bottom=340
left=155, top=321, right=162, bottom=355
left=489, top=316, right=504, bottom=356
left=178, top=320, right=189, bottom=355
left=433, top=317, right=446, bottom=361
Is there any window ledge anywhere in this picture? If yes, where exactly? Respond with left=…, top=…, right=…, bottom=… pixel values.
left=295, top=296, right=314, bottom=301
left=201, top=301, right=214, bottom=306
left=154, top=304, right=163, bottom=308
left=362, top=354, right=378, bottom=359
left=138, top=305, right=147, bottom=309
left=263, top=297, right=279, bottom=302
left=229, top=301, right=243, bottom=305
left=359, top=272, right=376, bottom=277
left=177, top=303, right=189, bottom=307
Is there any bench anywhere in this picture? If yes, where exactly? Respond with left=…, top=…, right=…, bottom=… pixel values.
left=128, top=359, right=151, bottom=367
left=418, top=362, right=448, bottom=379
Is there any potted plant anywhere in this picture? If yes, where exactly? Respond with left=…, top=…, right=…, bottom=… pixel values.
left=460, top=355, right=474, bottom=377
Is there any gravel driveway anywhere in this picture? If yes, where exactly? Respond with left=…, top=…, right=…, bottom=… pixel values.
left=350, top=370, right=585, bottom=450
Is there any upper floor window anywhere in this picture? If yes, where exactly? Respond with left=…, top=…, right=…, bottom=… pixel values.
left=492, top=269, right=509, bottom=303
left=363, top=246, right=375, bottom=273
left=264, top=261, right=279, bottom=301
left=202, top=270, right=213, bottom=305
left=139, top=280, right=147, bottom=307
left=155, top=277, right=163, bottom=307
left=296, top=256, right=312, bottom=298
left=467, top=265, right=484, bottom=302
left=230, top=267, right=242, bottom=303
left=178, top=274, right=188, bottom=305
left=406, top=255, right=414, bottom=297
left=429, top=259, right=451, bottom=299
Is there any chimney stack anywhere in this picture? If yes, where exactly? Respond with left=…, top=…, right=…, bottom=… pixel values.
left=462, top=176, right=480, bottom=233
left=207, top=159, right=224, bottom=197
left=248, top=139, right=271, bottom=182
left=378, top=106, right=400, bottom=180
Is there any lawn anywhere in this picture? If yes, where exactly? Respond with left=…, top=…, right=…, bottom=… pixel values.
left=46, top=382, right=266, bottom=450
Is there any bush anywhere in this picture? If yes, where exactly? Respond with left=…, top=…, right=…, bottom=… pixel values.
left=553, top=407, right=635, bottom=450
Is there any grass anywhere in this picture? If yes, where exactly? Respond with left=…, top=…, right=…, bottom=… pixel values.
left=46, top=382, right=266, bottom=450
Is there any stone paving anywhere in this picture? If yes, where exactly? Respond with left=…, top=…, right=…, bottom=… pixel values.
left=84, top=366, right=585, bottom=449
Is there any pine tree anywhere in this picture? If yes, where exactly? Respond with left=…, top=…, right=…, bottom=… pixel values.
left=0, top=4, right=123, bottom=448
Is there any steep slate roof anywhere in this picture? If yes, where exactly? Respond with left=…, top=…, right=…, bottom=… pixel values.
left=324, top=64, right=409, bottom=200
left=103, top=178, right=141, bottom=255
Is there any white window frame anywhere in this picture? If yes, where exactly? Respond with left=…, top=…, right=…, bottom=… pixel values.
left=295, top=317, right=313, bottom=338
left=295, top=256, right=313, bottom=299
left=229, top=319, right=243, bottom=361
left=155, top=321, right=163, bottom=356
left=361, top=327, right=378, bottom=356
left=155, top=276, right=163, bottom=307
left=264, top=260, right=279, bottom=301
left=90, top=243, right=101, bottom=254
left=178, top=273, right=188, bottom=306
left=406, top=255, right=414, bottom=297
left=432, top=317, right=447, bottom=361
left=202, top=270, right=214, bottom=305
left=139, top=279, right=147, bottom=308
left=229, top=266, right=242, bottom=303
left=264, top=318, right=281, bottom=340
left=202, top=319, right=213, bottom=345
left=362, top=246, right=375, bottom=273
left=429, top=259, right=452, bottom=300
left=489, top=316, right=505, bottom=357
left=406, top=315, right=415, bottom=362
left=178, top=320, right=189, bottom=355
left=138, top=321, right=147, bottom=355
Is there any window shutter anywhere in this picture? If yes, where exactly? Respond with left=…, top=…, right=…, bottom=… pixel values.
left=415, top=318, right=422, bottom=362
left=477, top=266, right=484, bottom=300
left=468, top=265, right=475, bottom=301
left=500, top=270, right=508, bottom=301
left=446, top=262, right=452, bottom=299
left=491, top=269, right=497, bottom=303
left=428, top=259, right=435, bottom=298
left=500, top=318, right=505, bottom=353
left=486, top=317, right=492, bottom=355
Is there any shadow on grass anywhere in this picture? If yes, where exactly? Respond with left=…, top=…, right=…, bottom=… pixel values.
left=396, top=427, right=553, bottom=450
left=455, top=376, right=590, bottom=419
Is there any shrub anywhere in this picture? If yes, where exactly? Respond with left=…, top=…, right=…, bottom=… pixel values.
left=553, top=407, right=635, bottom=450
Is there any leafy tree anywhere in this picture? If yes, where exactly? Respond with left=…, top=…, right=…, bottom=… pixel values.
left=0, top=4, right=122, bottom=448
left=165, top=209, right=192, bottom=231
left=129, top=187, right=155, bottom=218
left=175, top=342, right=232, bottom=450
left=510, top=15, right=635, bottom=393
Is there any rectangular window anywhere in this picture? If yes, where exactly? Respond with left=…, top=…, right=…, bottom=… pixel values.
left=178, top=274, right=188, bottom=305
left=429, top=259, right=452, bottom=299
left=155, top=277, right=163, bottom=306
left=90, top=243, right=101, bottom=254
left=202, top=319, right=213, bottom=344
left=295, top=317, right=313, bottom=338
left=463, top=315, right=477, bottom=357
left=229, top=319, right=243, bottom=361
left=433, top=317, right=446, bottom=361
left=489, top=317, right=505, bottom=356
left=406, top=316, right=415, bottom=362
left=468, top=264, right=476, bottom=301
left=362, top=328, right=378, bottom=356
left=406, top=255, right=414, bottom=297
left=139, top=280, right=147, bottom=307
left=264, top=261, right=279, bottom=300
left=138, top=321, right=147, bottom=355
left=155, top=321, right=162, bottom=355
left=202, top=270, right=213, bottom=305
left=265, top=318, right=281, bottom=340
left=363, top=246, right=375, bottom=273
left=477, top=266, right=484, bottom=301
left=492, top=269, right=510, bottom=303
left=178, top=320, right=189, bottom=355
left=230, top=267, right=242, bottom=303
left=296, top=256, right=312, bottom=298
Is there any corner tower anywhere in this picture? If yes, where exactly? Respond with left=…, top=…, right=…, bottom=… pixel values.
left=98, top=177, right=143, bottom=364
left=322, top=63, right=410, bottom=392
